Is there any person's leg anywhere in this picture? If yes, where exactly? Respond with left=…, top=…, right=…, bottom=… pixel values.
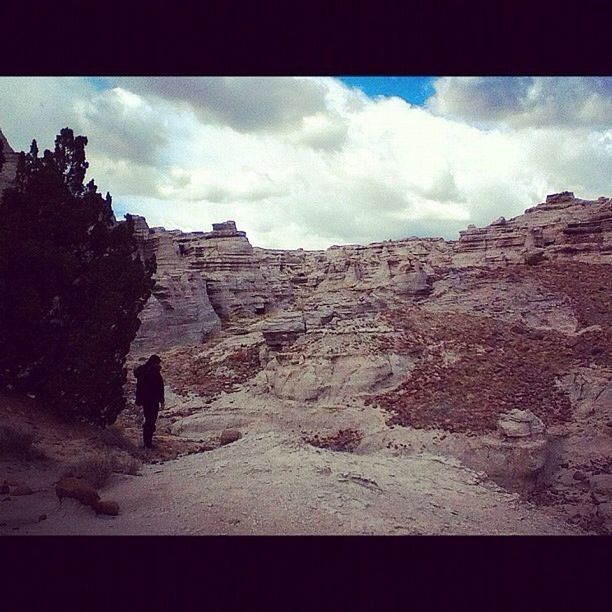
left=143, top=403, right=155, bottom=448
left=149, top=404, right=160, bottom=446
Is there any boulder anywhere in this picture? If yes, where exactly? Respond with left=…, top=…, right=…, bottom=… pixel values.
left=596, top=502, right=612, bottom=524
left=497, top=409, right=545, bottom=438
left=524, top=249, right=545, bottom=265
left=55, top=477, right=100, bottom=508
left=394, top=270, right=432, bottom=296
left=262, top=313, right=306, bottom=350
left=459, top=433, right=550, bottom=495
left=11, top=485, right=33, bottom=496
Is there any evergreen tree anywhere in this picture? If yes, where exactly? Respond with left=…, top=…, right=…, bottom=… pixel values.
left=0, top=128, right=155, bottom=425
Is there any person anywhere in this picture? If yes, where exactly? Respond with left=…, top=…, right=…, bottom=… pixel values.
left=134, top=354, right=165, bottom=449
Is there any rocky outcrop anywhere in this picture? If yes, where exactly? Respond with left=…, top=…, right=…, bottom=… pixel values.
left=0, top=129, right=19, bottom=197
left=497, top=409, right=546, bottom=438
left=131, top=192, right=611, bottom=356
left=261, top=312, right=306, bottom=350
left=455, top=193, right=612, bottom=266
left=130, top=216, right=222, bottom=356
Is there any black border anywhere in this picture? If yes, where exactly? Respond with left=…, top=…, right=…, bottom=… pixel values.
left=1, top=1, right=610, bottom=607
left=0, top=1, right=610, bottom=75
left=2, top=536, right=610, bottom=608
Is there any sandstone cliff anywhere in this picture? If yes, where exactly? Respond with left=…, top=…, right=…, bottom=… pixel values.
left=130, top=193, right=611, bottom=534
left=131, top=193, right=611, bottom=355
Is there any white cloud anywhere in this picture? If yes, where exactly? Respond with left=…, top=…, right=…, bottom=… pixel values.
left=1, top=77, right=611, bottom=250
left=427, top=77, right=612, bottom=129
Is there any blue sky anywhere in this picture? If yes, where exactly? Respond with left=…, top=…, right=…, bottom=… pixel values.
left=89, top=76, right=438, bottom=106
left=338, top=77, right=436, bottom=105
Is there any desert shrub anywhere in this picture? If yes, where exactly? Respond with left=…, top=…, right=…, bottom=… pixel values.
left=0, top=423, right=35, bottom=456
left=95, top=425, right=139, bottom=454
left=110, top=451, right=142, bottom=476
left=304, top=428, right=363, bottom=453
left=63, top=454, right=114, bottom=489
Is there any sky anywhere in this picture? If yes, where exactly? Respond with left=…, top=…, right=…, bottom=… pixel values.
left=0, top=76, right=610, bottom=250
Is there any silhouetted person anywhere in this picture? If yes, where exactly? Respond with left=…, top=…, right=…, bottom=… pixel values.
left=134, top=354, right=165, bottom=449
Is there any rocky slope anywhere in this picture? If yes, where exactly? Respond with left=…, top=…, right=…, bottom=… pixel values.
left=124, top=192, right=611, bottom=534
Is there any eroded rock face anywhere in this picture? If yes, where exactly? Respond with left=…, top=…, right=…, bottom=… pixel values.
left=130, top=217, right=222, bottom=356
left=131, top=193, right=611, bottom=357
left=455, top=193, right=612, bottom=267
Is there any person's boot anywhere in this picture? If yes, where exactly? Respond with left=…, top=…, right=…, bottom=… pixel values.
left=143, top=428, right=153, bottom=449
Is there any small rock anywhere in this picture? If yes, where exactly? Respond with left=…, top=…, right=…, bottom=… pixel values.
left=38, top=514, right=47, bottom=522
left=93, top=500, right=120, bottom=516
left=219, top=429, right=242, bottom=446
left=573, top=471, right=588, bottom=482
left=497, top=409, right=545, bottom=438
left=11, top=485, right=33, bottom=496
left=595, top=502, right=612, bottom=522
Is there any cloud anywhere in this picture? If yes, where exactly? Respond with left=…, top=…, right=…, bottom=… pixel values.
left=0, top=77, right=96, bottom=151
left=427, top=77, right=612, bottom=128
left=75, top=87, right=170, bottom=166
left=1, top=77, right=611, bottom=251
left=116, top=77, right=332, bottom=134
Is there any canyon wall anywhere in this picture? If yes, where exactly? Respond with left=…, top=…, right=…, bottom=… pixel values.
left=131, top=193, right=612, bottom=355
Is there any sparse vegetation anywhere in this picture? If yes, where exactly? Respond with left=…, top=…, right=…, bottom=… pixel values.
left=367, top=305, right=575, bottom=433
left=94, top=424, right=140, bottom=454
left=63, top=454, right=114, bottom=489
left=63, top=449, right=142, bottom=487
left=165, top=343, right=263, bottom=400
left=304, top=428, right=363, bottom=452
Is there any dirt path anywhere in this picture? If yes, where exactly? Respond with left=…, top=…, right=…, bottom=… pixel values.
left=10, top=431, right=579, bottom=535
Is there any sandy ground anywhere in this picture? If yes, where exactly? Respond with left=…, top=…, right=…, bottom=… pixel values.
left=2, top=387, right=582, bottom=535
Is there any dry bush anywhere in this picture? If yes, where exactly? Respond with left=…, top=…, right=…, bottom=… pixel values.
left=0, top=424, right=36, bottom=457
left=63, top=454, right=114, bottom=489
left=95, top=425, right=139, bottom=454
left=304, top=429, right=363, bottom=453
left=64, top=449, right=142, bottom=487
left=110, top=451, right=142, bottom=476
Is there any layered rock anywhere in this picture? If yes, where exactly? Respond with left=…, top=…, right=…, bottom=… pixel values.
left=130, top=216, right=222, bottom=356
left=131, top=193, right=611, bottom=355
left=455, top=193, right=612, bottom=266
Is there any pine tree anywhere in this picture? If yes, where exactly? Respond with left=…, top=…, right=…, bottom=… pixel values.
left=0, top=128, right=155, bottom=425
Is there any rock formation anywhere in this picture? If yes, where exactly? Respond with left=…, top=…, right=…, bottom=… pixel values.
left=0, top=129, right=19, bottom=196
left=130, top=192, right=610, bottom=533
left=130, top=193, right=611, bottom=357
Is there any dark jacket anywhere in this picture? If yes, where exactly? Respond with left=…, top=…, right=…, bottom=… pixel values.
left=134, top=363, right=165, bottom=406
